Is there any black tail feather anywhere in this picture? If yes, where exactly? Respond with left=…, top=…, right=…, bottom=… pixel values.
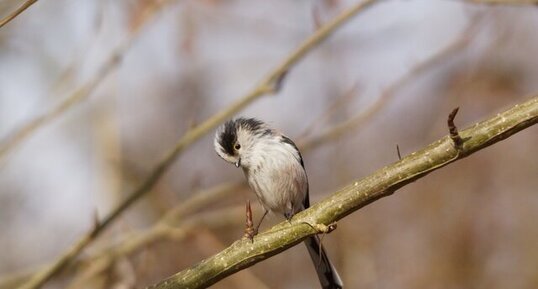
left=304, top=236, right=343, bottom=289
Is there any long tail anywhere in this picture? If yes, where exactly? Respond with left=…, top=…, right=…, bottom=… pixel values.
left=304, top=235, right=343, bottom=289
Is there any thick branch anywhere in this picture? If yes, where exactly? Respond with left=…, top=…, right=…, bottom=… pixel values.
left=147, top=96, right=538, bottom=289
left=15, top=2, right=378, bottom=289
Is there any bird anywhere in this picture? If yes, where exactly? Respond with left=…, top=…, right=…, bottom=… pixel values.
left=214, top=117, right=343, bottom=289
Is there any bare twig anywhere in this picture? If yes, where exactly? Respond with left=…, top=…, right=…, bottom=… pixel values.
left=0, top=0, right=38, bottom=28
left=6, top=88, right=398, bottom=287
left=65, top=206, right=245, bottom=289
left=15, top=2, right=378, bottom=288
left=55, top=79, right=389, bottom=283
left=448, top=107, right=463, bottom=149
left=159, top=182, right=246, bottom=226
left=21, top=27, right=484, bottom=284
left=61, top=184, right=245, bottom=288
left=300, top=15, right=479, bottom=151
left=259, top=0, right=378, bottom=94
left=58, top=85, right=389, bottom=282
left=243, top=200, right=256, bottom=241
left=148, top=96, right=538, bottom=289
left=0, top=0, right=176, bottom=162
left=4, top=9, right=466, bottom=286
left=299, top=82, right=360, bottom=140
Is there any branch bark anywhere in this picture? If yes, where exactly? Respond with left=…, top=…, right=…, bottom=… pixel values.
left=15, top=1, right=378, bottom=289
left=147, top=96, right=538, bottom=289
left=0, top=0, right=178, bottom=162
left=0, top=0, right=38, bottom=29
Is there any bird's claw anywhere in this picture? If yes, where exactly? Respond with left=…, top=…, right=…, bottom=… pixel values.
left=243, top=226, right=258, bottom=243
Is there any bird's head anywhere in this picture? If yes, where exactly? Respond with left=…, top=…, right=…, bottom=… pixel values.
left=214, top=118, right=272, bottom=168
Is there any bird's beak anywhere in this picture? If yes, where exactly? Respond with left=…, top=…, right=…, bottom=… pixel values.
left=235, top=158, right=241, bottom=168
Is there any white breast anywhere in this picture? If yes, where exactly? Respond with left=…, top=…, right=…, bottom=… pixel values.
left=243, top=139, right=308, bottom=216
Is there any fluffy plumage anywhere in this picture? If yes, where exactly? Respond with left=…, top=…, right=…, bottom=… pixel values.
left=214, top=118, right=343, bottom=289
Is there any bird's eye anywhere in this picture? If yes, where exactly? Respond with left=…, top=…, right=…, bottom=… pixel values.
left=234, top=143, right=241, bottom=150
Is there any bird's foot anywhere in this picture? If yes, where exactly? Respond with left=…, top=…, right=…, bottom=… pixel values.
left=284, top=212, right=295, bottom=222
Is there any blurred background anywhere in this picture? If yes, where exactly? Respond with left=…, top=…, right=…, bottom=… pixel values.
left=1, top=0, right=537, bottom=288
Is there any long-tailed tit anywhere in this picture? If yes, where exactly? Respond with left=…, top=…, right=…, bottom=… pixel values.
left=214, top=118, right=343, bottom=289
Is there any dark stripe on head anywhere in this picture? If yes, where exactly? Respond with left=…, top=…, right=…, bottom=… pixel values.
left=236, top=118, right=264, bottom=133
left=217, top=118, right=266, bottom=156
left=218, top=120, right=238, bottom=156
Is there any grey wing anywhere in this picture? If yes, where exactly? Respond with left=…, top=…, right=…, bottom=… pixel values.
left=303, top=176, right=310, bottom=209
left=280, top=135, right=310, bottom=209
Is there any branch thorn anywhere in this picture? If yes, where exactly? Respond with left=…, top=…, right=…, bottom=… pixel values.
left=313, top=222, right=337, bottom=234
left=448, top=107, right=463, bottom=150
left=243, top=200, right=256, bottom=242
left=269, top=70, right=289, bottom=94
left=315, top=222, right=337, bottom=267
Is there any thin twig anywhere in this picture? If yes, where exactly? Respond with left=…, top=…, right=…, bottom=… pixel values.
left=0, top=0, right=175, bottom=162
left=61, top=184, right=245, bottom=288
left=298, top=82, right=360, bottom=140
left=5, top=87, right=395, bottom=287
left=17, top=12, right=464, bottom=280
left=300, top=15, right=479, bottom=151
left=56, top=80, right=385, bottom=282
left=447, top=107, right=463, bottom=149
left=5, top=8, right=466, bottom=286
left=65, top=206, right=245, bottom=289
left=243, top=200, right=256, bottom=241
left=0, top=0, right=38, bottom=28
left=15, top=2, right=378, bottom=288
left=147, top=96, right=538, bottom=289
left=159, top=182, right=246, bottom=225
